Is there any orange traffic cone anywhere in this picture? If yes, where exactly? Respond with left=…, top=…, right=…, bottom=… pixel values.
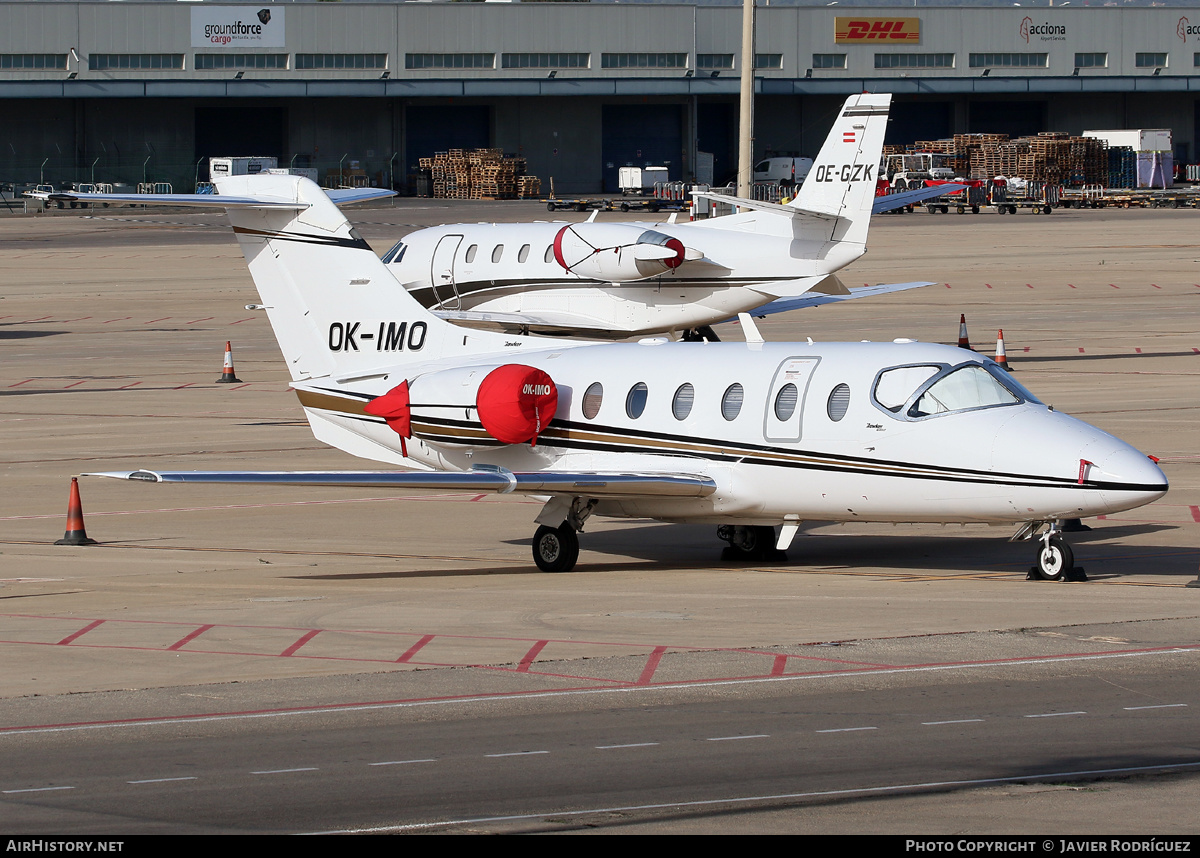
left=216, top=341, right=242, bottom=383
left=55, top=477, right=97, bottom=546
left=957, top=314, right=973, bottom=350
left=994, top=328, right=1013, bottom=371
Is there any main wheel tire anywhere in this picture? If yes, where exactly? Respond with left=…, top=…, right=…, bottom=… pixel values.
left=532, top=524, right=579, bottom=573
left=1036, top=535, right=1073, bottom=582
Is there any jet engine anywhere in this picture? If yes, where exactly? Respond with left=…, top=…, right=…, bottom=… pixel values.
left=552, top=223, right=695, bottom=282
left=365, top=363, right=559, bottom=453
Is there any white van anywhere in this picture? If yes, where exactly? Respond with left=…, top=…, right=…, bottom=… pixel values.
left=753, top=157, right=813, bottom=188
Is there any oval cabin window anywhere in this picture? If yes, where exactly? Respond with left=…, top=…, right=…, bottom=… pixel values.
left=827, top=384, right=851, bottom=421
left=582, top=382, right=603, bottom=420
left=721, top=383, right=744, bottom=421
left=672, top=383, right=694, bottom=420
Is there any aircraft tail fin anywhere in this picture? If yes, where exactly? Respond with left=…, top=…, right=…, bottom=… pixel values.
left=790, top=93, right=891, bottom=245
left=213, top=174, right=500, bottom=382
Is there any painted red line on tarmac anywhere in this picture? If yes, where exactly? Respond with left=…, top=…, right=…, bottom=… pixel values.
left=944, top=283, right=951, bottom=288
left=118, top=381, right=141, bottom=389
left=517, top=640, right=550, bottom=672
left=1110, top=284, right=1119, bottom=289
left=470, top=494, right=487, bottom=502
left=227, top=384, right=250, bottom=391
left=168, top=624, right=214, bottom=651
left=636, top=646, right=668, bottom=685
left=60, top=317, right=92, bottom=323
left=185, top=317, right=214, bottom=324
left=1022, top=347, right=1030, bottom=353
left=173, top=382, right=195, bottom=390
left=20, top=316, right=52, bottom=323
left=144, top=317, right=171, bottom=325
left=1068, top=284, right=1076, bottom=289
left=1136, top=348, right=1143, bottom=354
left=1190, top=506, right=1200, bottom=523
left=229, top=317, right=256, bottom=325
left=1193, top=348, right=1199, bottom=354
left=8, top=379, right=33, bottom=388
left=102, top=317, right=131, bottom=324
left=1026, top=283, right=1034, bottom=289
left=62, top=381, right=86, bottom=389
left=280, top=629, right=321, bottom=657
left=1078, top=347, right=1086, bottom=353
left=57, top=620, right=105, bottom=646
left=771, top=655, right=788, bottom=676
left=1152, top=284, right=1161, bottom=289
left=4, top=644, right=1197, bottom=736
left=396, top=634, right=435, bottom=664
left=985, top=283, right=993, bottom=289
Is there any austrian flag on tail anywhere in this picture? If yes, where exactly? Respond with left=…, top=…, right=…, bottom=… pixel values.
left=843, top=131, right=857, bottom=144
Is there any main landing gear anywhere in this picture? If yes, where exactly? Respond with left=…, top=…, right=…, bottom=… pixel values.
left=531, top=497, right=595, bottom=572
left=1022, top=521, right=1087, bottom=582
left=532, top=523, right=579, bottom=573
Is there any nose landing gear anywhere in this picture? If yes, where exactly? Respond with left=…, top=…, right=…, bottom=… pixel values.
left=1022, top=521, right=1088, bottom=582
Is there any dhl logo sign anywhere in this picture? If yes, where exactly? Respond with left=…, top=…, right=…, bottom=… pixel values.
left=835, top=17, right=920, bottom=44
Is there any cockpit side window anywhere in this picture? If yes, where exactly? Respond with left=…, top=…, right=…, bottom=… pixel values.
left=873, top=365, right=941, bottom=412
left=381, top=241, right=406, bottom=265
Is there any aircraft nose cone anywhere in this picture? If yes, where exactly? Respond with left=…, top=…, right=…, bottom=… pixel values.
left=991, top=406, right=1167, bottom=517
left=1086, top=442, right=1169, bottom=513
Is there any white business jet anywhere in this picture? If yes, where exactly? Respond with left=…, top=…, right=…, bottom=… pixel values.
left=29, top=94, right=955, bottom=341
left=383, top=93, right=951, bottom=338
left=72, top=173, right=1166, bottom=579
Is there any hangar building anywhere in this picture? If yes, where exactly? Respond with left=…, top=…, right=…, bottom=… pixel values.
left=1, top=1, right=1197, bottom=193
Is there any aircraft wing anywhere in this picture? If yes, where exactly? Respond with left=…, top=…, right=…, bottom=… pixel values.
left=25, top=187, right=395, bottom=209
left=747, top=281, right=937, bottom=318
left=873, top=184, right=967, bottom=214
left=84, top=467, right=717, bottom=498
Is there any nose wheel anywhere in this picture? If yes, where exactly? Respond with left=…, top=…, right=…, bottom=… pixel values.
left=1029, top=526, right=1087, bottom=582
left=1035, top=534, right=1073, bottom=581
left=532, top=523, right=579, bottom=573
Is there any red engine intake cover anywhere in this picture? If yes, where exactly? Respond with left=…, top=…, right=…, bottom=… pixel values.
left=476, top=364, right=558, bottom=446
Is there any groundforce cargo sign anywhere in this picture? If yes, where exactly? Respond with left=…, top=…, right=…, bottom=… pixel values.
left=191, top=7, right=285, bottom=48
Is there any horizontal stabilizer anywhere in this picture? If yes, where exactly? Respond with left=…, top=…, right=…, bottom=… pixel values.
left=84, top=467, right=717, bottom=498
left=747, top=281, right=936, bottom=318
left=25, top=187, right=395, bottom=210
left=690, top=190, right=839, bottom=222
left=873, top=184, right=967, bottom=214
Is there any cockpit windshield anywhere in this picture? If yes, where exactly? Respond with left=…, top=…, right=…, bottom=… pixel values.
left=873, top=361, right=1038, bottom=420
left=381, top=240, right=406, bottom=265
left=909, top=365, right=1018, bottom=417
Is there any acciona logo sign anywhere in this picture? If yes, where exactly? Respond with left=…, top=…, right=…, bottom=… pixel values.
left=1020, top=16, right=1066, bottom=42
left=1178, top=16, right=1200, bottom=41
left=191, top=7, right=286, bottom=49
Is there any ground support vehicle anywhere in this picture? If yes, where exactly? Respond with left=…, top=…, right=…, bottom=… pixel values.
left=991, top=181, right=1062, bottom=215
left=546, top=182, right=700, bottom=214
left=919, top=180, right=988, bottom=214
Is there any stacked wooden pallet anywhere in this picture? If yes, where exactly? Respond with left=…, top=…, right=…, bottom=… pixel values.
left=421, top=148, right=539, bottom=200
left=908, top=132, right=1109, bottom=186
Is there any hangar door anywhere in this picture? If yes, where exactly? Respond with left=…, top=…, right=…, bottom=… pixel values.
left=602, top=104, right=682, bottom=193
left=405, top=106, right=491, bottom=172
left=195, top=103, right=286, bottom=177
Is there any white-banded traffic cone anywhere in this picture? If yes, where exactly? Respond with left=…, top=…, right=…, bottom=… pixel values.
left=957, top=314, right=973, bottom=350
left=994, top=328, right=1013, bottom=371
left=216, top=341, right=242, bottom=383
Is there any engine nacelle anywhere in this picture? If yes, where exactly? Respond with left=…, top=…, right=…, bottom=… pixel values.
left=553, top=223, right=688, bottom=283
left=365, top=364, right=558, bottom=451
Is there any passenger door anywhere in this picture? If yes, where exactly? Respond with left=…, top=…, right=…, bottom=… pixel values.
left=430, top=234, right=463, bottom=309
left=763, top=357, right=820, bottom=442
